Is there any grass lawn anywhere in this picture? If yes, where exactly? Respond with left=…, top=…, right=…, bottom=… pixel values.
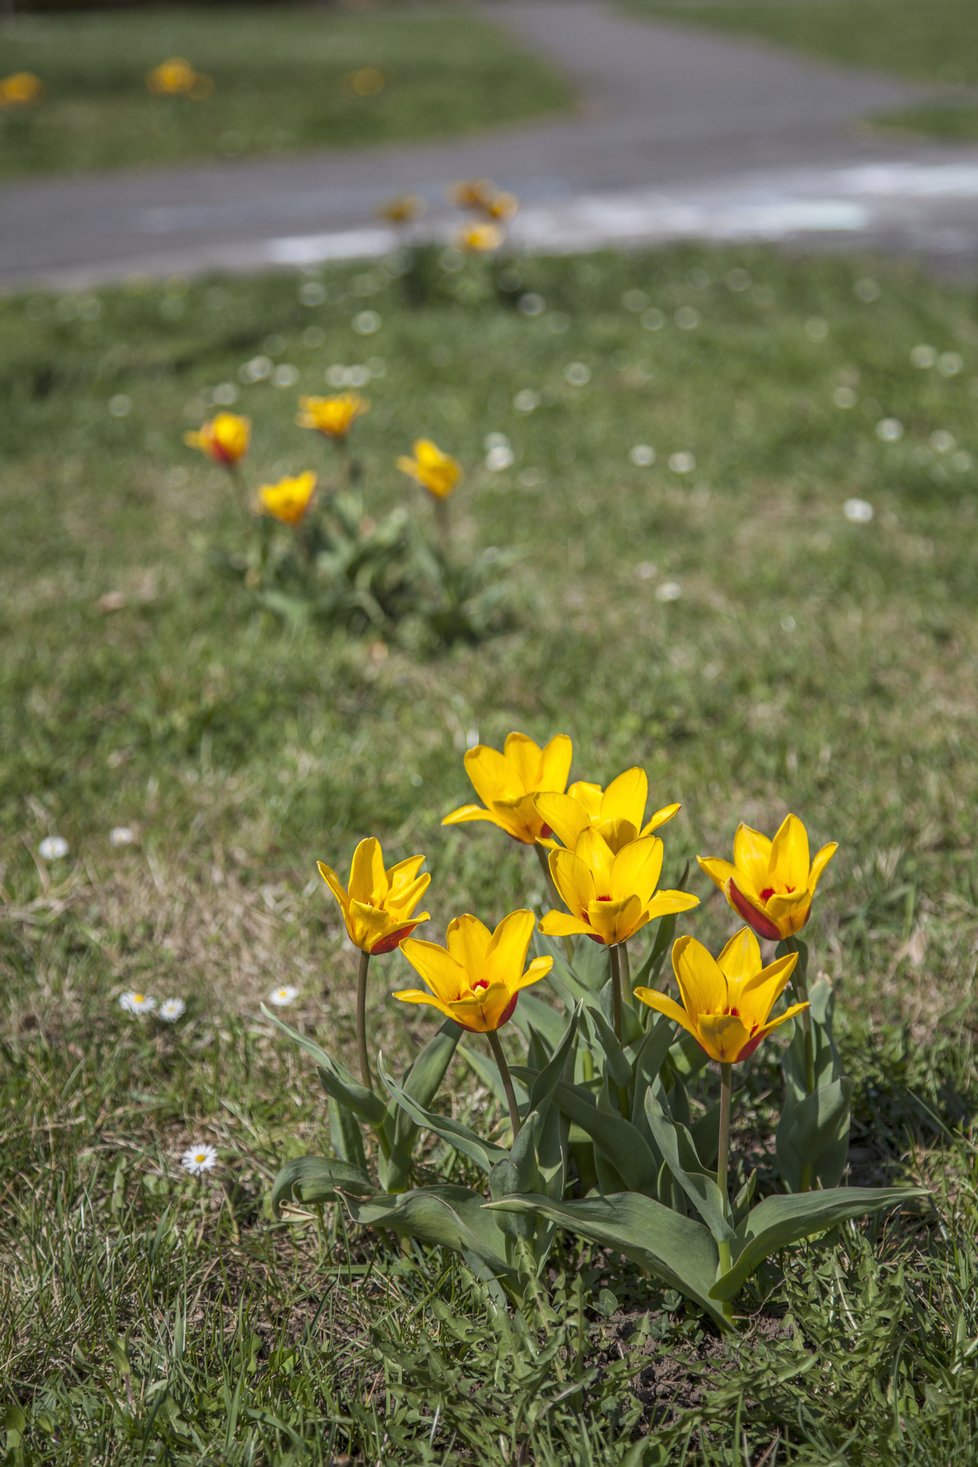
left=625, top=0, right=978, bottom=139
left=2, top=242, right=978, bottom=1462
left=0, top=3, right=571, bottom=179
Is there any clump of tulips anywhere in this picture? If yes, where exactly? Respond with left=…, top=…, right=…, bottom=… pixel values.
left=268, top=732, right=923, bottom=1329
left=183, top=403, right=511, bottom=647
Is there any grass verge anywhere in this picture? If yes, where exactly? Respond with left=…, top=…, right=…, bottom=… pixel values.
left=0, top=3, right=572, bottom=178
left=2, top=243, right=977, bottom=1461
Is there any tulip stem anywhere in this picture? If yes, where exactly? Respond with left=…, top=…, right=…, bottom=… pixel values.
left=609, top=943, right=624, bottom=1044
left=716, top=1062, right=734, bottom=1320
left=356, top=949, right=373, bottom=1093
left=487, top=1029, right=521, bottom=1140
left=619, top=939, right=631, bottom=1000
left=432, top=495, right=450, bottom=557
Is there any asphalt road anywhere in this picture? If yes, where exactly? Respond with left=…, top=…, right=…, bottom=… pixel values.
left=2, top=0, right=977, bottom=287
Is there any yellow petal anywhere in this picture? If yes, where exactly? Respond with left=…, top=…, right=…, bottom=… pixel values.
left=317, top=859, right=349, bottom=909
left=809, top=841, right=838, bottom=894
left=567, top=780, right=603, bottom=818
left=633, top=986, right=701, bottom=1043
left=696, top=1013, right=752, bottom=1064
left=732, top=824, right=773, bottom=890
left=696, top=855, right=739, bottom=894
left=644, top=889, right=700, bottom=921
left=511, top=954, right=553, bottom=993
left=539, top=910, right=593, bottom=938
left=641, top=802, right=681, bottom=835
left=399, top=937, right=467, bottom=1003
left=534, top=792, right=589, bottom=850
left=737, top=952, right=799, bottom=1029
left=485, top=909, right=536, bottom=982
left=609, top=836, right=664, bottom=906
left=349, top=837, right=386, bottom=902
left=752, top=1000, right=810, bottom=1046
left=538, top=733, right=573, bottom=795
left=588, top=892, right=643, bottom=945
left=600, top=767, right=647, bottom=827
left=442, top=802, right=517, bottom=835
left=549, top=847, right=595, bottom=916
left=502, top=732, right=544, bottom=792
left=391, top=988, right=459, bottom=1024
left=387, top=854, right=426, bottom=886
left=464, top=744, right=523, bottom=806
left=672, top=935, right=726, bottom=1020
left=446, top=913, right=493, bottom=974
left=575, top=827, right=616, bottom=893
left=715, top=927, right=763, bottom=988
left=770, top=814, right=810, bottom=891
left=386, top=871, right=431, bottom=919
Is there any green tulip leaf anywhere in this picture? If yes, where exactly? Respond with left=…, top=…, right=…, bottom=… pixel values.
left=530, top=1005, right=581, bottom=1111
left=355, top=1184, right=517, bottom=1282
left=510, top=989, right=567, bottom=1051
left=552, top=1080, right=660, bottom=1194
left=384, top=1021, right=462, bottom=1190
left=271, top=1154, right=376, bottom=1213
left=378, top=1056, right=509, bottom=1173
left=644, top=1087, right=734, bottom=1243
left=630, top=1018, right=678, bottom=1128
left=776, top=1077, right=853, bottom=1193
left=487, top=1191, right=730, bottom=1332
left=262, top=1005, right=388, bottom=1127
left=711, top=1185, right=928, bottom=1301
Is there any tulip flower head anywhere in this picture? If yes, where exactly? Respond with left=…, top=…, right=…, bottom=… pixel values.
left=146, top=58, right=198, bottom=96
left=458, top=223, right=504, bottom=254
left=395, top=910, right=552, bottom=1033
left=540, top=829, right=699, bottom=947
left=318, top=837, right=430, bottom=955
left=0, top=72, right=43, bottom=108
left=257, top=471, right=317, bottom=526
left=443, top=732, right=573, bottom=845
left=450, top=178, right=497, bottom=211
left=184, top=412, right=250, bottom=467
left=535, top=767, right=680, bottom=854
left=296, top=393, right=369, bottom=442
left=485, top=191, right=519, bottom=222
left=698, top=814, right=838, bottom=942
left=397, top=439, right=462, bottom=501
left=635, top=929, right=806, bottom=1064
left=379, top=194, right=425, bottom=225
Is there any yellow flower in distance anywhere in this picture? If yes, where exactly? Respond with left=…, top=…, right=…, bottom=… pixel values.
left=443, top=732, right=573, bottom=845
left=541, top=829, right=699, bottom=947
left=379, top=194, right=425, bottom=225
left=348, top=67, right=385, bottom=98
left=450, top=178, right=497, bottom=210
left=458, top=222, right=503, bottom=254
left=635, top=929, right=806, bottom=1064
left=697, top=814, right=838, bottom=942
left=318, top=837, right=430, bottom=956
left=397, top=439, right=462, bottom=500
left=184, top=412, right=250, bottom=466
left=395, top=910, right=552, bottom=1033
left=536, top=767, right=680, bottom=853
left=0, top=72, right=43, bottom=108
left=485, top=191, right=519, bottom=221
left=296, top=393, right=369, bottom=441
left=258, top=471, right=317, bottom=526
left=146, top=58, right=198, bottom=96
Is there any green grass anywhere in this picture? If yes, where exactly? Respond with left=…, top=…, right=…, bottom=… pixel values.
left=2, top=243, right=978, bottom=1461
left=0, top=3, right=571, bottom=178
left=625, top=0, right=978, bottom=138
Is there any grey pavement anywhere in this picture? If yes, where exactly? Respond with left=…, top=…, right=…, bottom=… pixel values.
left=2, top=0, right=977, bottom=288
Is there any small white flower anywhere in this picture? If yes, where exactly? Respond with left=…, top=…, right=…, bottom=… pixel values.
left=854, top=277, right=880, bottom=303
left=655, top=580, right=682, bottom=602
left=564, top=362, right=591, bottom=387
left=109, top=826, right=135, bottom=847
left=268, top=985, right=299, bottom=1008
left=951, top=450, right=973, bottom=473
left=929, top=429, right=955, bottom=453
left=299, top=281, right=327, bottom=307
left=271, top=364, right=299, bottom=388
left=674, top=306, right=700, bottom=331
left=630, top=444, right=656, bottom=467
left=876, top=418, right=904, bottom=443
left=212, top=382, right=239, bottom=406
left=108, top=394, right=132, bottom=418
left=513, top=389, right=539, bottom=413
left=181, top=1144, right=218, bottom=1175
left=937, top=352, right=963, bottom=377
left=668, top=451, right=696, bottom=474
left=636, top=561, right=657, bottom=581
left=843, top=498, right=874, bottom=524
left=641, top=308, right=665, bottom=331
left=485, top=445, right=514, bottom=472
left=38, top=835, right=69, bottom=861
left=832, top=386, right=857, bottom=409
left=239, top=355, right=272, bottom=384
left=518, top=293, right=545, bottom=317
left=158, top=998, right=186, bottom=1023
left=353, top=310, right=381, bottom=335
left=119, top=991, right=156, bottom=1015
left=910, top=344, right=936, bottom=369
left=484, top=431, right=509, bottom=450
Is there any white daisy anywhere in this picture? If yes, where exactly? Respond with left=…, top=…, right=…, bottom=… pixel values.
left=181, top=1144, right=218, bottom=1175
left=843, top=498, right=874, bottom=524
left=268, top=985, right=299, bottom=1007
left=38, top=835, right=69, bottom=861
left=158, top=998, right=186, bottom=1023
left=109, top=826, right=135, bottom=847
left=119, top=991, right=156, bottom=1015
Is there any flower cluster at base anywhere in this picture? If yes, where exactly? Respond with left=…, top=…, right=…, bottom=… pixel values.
left=268, top=728, right=923, bottom=1331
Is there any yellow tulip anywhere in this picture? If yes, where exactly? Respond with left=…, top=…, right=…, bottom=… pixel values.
left=449, top=178, right=497, bottom=211
left=540, top=829, right=698, bottom=947
left=442, top=732, right=573, bottom=845
left=257, top=471, right=318, bottom=526
left=184, top=412, right=250, bottom=467
left=485, top=191, right=519, bottom=222
left=395, top=910, right=552, bottom=1033
left=379, top=194, right=425, bottom=225
left=146, top=58, right=198, bottom=96
left=535, top=767, right=680, bottom=854
left=318, top=837, right=430, bottom=956
left=397, top=439, right=462, bottom=501
left=296, top=393, right=369, bottom=441
left=0, top=72, right=43, bottom=108
left=697, top=814, right=838, bottom=942
left=635, top=929, right=807, bottom=1064
left=458, top=223, right=503, bottom=254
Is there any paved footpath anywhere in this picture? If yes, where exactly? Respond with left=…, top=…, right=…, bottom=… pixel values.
left=2, top=0, right=978, bottom=288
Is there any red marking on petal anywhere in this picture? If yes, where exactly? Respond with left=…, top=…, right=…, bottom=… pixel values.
left=539, top=823, right=552, bottom=840
left=735, top=1031, right=766, bottom=1062
left=760, top=887, right=775, bottom=902
left=728, top=881, right=782, bottom=941
left=370, top=923, right=418, bottom=955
